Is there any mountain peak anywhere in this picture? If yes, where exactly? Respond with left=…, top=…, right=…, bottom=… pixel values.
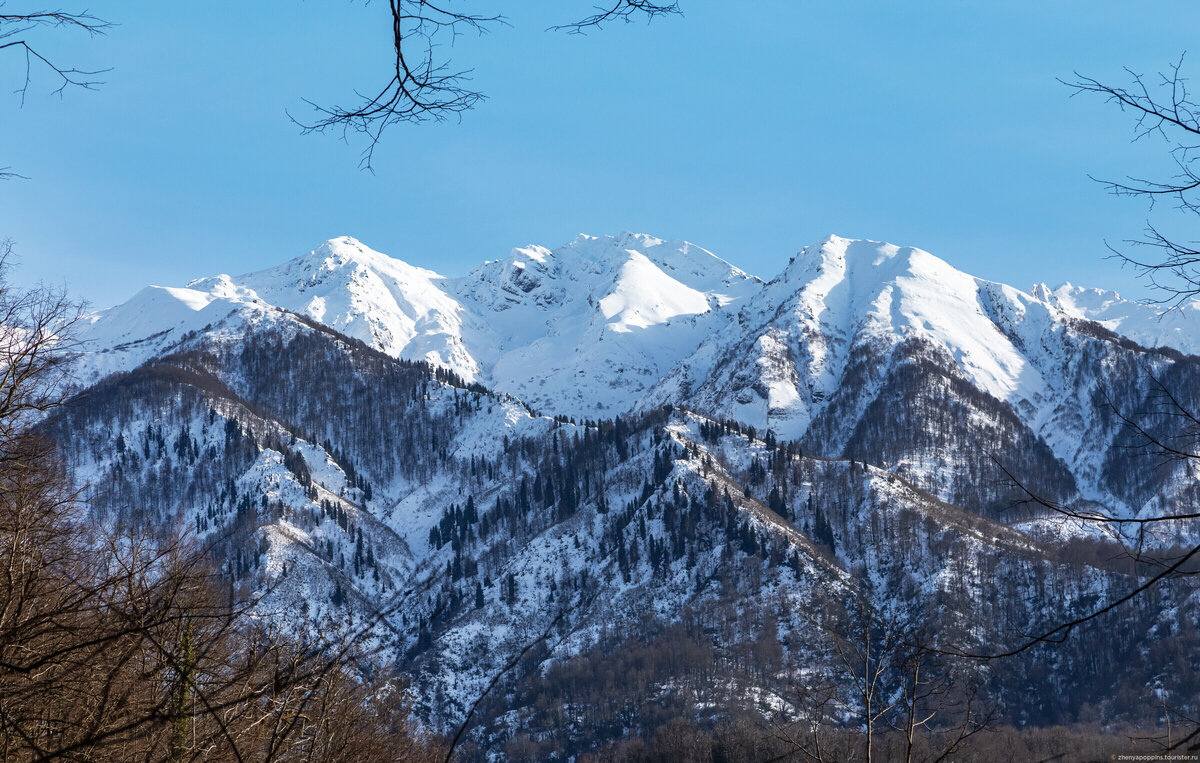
left=315, top=234, right=369, bottom=256
left=562, top=231, right=666, bottom=252
left=1032, top=281, right=1200, bottom=354
left=774, top=235, right=957, bottom=292
left=558, top=232, right=760, bottom=294
left=274, top=236, right=444, bottom=285
left=82, top=228, right=1200, bottom=429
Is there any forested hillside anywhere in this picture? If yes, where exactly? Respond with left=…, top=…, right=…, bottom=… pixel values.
left=45, top=252, right=1200, bottom=756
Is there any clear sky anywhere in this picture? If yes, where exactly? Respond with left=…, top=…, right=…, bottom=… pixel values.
left=2, top=1, right=1198, bottom=308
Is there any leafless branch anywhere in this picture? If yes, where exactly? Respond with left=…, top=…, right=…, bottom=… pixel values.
left=0, top=6, right=111, bottom=178
left=290, top=0, right=504, bottom=171
left=992, top=369, right=1200, bottom=527
left=0, top=6, right=111, bottom=104
left=974, top=364, right=1200, bottom=658
left=549, top=1, right=681, bottom=34
left=1066, top=55, right=1200, bottom=305
left=295, top=1, right=681, bottom=170
left=1104, top=225, right=1200, bottom=308
left=942, top=540, right=1200, bottom=661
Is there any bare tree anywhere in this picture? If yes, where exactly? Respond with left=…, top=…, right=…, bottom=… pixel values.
left=0, top=251, right=442, bottom=761
left=887, top=630, right=993, bottom=763
left=293, top=0, right=681, bottom=169
left=770, top=603, right=992, bottom=763
left=1067, top=56, right=1200, bottom=306
left=2, top=3, right=682, bottom=174
left=769, top=672, right=855, bottom=762
left=831, top=604, right=902, bottom=763
left=979, top=391, right=1200, bottom=754
left=0, top=6, right=110, bottom=104
left=0, top=240, right=80, bottom=446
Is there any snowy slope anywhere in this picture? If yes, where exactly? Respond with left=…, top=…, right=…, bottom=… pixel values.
left=645, top=236, right=1054, bottom=435
left=641, top=235, right=1195, bottom=512
left=75, top=230, right=1200, bottom=515
left=49, top=256, right=1200, bottom=744
left=80, top=233, right=1200, bottom=424
left=449, top=232, right=761, bottom=415
left=200, top=237, right=478, bottom=375
left=1035, top=282, right=1200, bottom=356
left=78, top=233, right=761, bottom=418
left=74, top=282, right=271, bottom=384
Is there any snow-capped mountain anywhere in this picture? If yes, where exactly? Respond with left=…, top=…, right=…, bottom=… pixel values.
left=83, top=234, right=1200, bottom=430
left=79, top=232, right=761, bottom=418
left=78, top=232, right=1200, bottom=518
left=1035, top=281, right=1200, bottom=355
left=50, top=232, right=1200, bottom=749
left=643, top=234, right=1052, bottom=437
left=637, top=235, right=1200, bottom=519
left=453, top=233, right=761, bottom=415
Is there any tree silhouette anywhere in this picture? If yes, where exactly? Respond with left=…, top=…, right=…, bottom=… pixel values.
left=2, top=3, right=681, bottom=173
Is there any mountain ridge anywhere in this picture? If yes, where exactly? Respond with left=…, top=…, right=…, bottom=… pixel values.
left=76, top=231, right=1200, bottom=523
left=83, top=231, right=1200, bottom=397
left=46, top=235, right=1200, bottom=747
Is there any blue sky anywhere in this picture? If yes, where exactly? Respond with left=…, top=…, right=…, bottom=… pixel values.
left=2, top=1, right=1198, bottom=308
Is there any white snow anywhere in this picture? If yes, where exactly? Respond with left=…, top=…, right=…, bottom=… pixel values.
left=77, top=232, right=763, bottom=419
left=1037, top=282, right=1200, bottom=356
left=74, top=229, right=1200, bottom=503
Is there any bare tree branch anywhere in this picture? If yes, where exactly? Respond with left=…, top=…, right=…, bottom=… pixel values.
left=2, top=4, right=684, bottom=173
left=290, top=0, right=504, bottom=172
left=1066, top=56, right=1200, bottom=306
left=0, top=6, right=111, bottom=178
left=974, top=363, right=1200, bottom=659
left=0, top=6, right=111, bottom=104
left=941, top=540, right=1200, bottom=660
left=293, top=1, right=681, bottom=170
left=549, top=1, right=681, bottom=34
